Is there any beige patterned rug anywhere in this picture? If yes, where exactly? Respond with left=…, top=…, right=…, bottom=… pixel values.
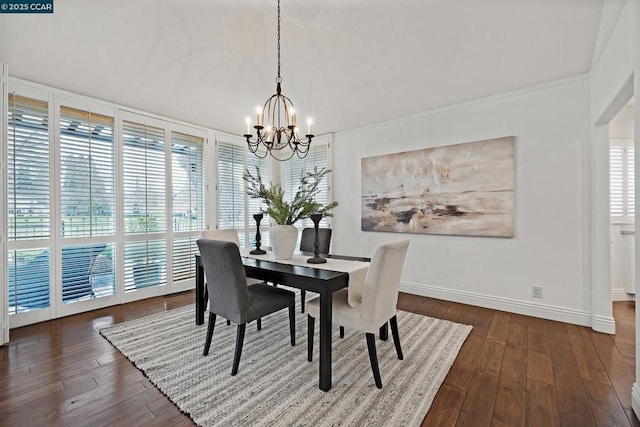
left=99, top=296, right=472, bottom=426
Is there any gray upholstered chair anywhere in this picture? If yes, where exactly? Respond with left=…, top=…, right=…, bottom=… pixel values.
left=201, top=229, right=262, bottom=285
left=298, top=227, right=332, bottom=313
left=197, top=239, right=296, bottom=376
left=307, top=239, right=410, bottom=388
left=200, top=229, right=263, bottom=327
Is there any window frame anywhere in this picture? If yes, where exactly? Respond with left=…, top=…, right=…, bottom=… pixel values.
left=55, top=94, right=119, bottom=318
left=6, top=78, right=210, bottom=328
left=7, top=83, right=54, bottom=327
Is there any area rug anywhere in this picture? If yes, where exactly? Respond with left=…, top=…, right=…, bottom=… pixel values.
left=99, top=296, right=472, bottom=426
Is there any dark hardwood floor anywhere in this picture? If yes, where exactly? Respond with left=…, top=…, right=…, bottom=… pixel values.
left=0, top=291, right=637, bottom=426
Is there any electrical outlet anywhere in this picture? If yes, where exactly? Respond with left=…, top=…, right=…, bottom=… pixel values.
left=532, top=286, right=543, bottom=298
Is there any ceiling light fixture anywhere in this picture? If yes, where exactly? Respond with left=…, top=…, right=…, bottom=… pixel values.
left=244, top=0, right=313, bottom=161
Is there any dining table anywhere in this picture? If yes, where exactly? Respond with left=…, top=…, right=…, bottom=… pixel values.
left=195, top=249, right=370, bottom=392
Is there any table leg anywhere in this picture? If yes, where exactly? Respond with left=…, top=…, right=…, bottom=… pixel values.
left=195, top=259, right=205, bottom=325
left=319, top=290, right=333, bottom=391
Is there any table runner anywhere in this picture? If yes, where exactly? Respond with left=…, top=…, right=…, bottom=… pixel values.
left=240, top=248, right=369, bottom=307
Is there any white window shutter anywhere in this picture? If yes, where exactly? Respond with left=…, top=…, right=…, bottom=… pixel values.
left=7, top=94, right=51, bottom=313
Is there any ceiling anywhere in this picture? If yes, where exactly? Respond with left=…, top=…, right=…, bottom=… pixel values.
left=1, top=0, right=604, bottom=136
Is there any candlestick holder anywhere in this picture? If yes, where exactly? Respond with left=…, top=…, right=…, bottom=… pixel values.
left=250, top=213, right=267, bottom=255
left=307, top=213, right=326, bottom=264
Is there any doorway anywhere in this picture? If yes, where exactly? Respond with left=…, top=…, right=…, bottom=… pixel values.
left=610, top=98, right=636, bottom=303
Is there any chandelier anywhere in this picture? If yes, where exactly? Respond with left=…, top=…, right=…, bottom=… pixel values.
left=244, top=0, right=314, bottom=161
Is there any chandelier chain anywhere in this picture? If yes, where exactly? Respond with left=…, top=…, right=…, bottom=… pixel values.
left=276, top=0, right=281, bottom=82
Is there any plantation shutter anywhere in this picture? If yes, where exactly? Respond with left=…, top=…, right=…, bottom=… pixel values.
left=610, top=140, right=635, bottom=221
left=282, top=156, right=304, bottom=207
left=60, top=107, right=115, bottom=237
left=123, top=120, right=166, bottom=234
left=627, top=146, right=634, bottom=216
left=171, top=132, right=205, bottom=281
left=59, top=106, right=116, bottom=303
left=307, top=144, right=330, bottom=227
left=122, top=120, right=167, bottom=291
left=282, top=142, right=330, bottom=231
left=218, top=142, right=246, bottom=245
left=246, top=152, right=270, bottom=247
left=8, top=95, right=50, bottom=240
left=7, top=94, right=51, bottom=313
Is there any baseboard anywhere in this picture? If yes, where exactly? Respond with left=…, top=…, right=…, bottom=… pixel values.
left=591, top=314, right=616, bottom=334
left=612, top=288, right=635, bottom=301
left=632, top=383, right=640, bottom=421
left=400, top=281, right=596, bottom=328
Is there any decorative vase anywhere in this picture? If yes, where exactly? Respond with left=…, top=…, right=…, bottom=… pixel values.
left=270, top=224, right=298, bottom=260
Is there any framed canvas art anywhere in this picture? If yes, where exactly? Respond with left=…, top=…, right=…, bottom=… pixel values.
left=361, top=136, right=514, bottom=237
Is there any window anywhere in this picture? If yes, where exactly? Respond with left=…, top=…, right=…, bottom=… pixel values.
left=122, top=119, right=167, bottom=291
left=282, top=140, right=331, bottom=232
left=171, top=131, right=205, bottom=281
left=60, top=107, right=115, bottom=237
left=217, top=139, right=271, bottom=247
left=246, top=152, right=270, bottom=248
left=59, top=106, right=116, bottom=302
left=7, top=94, right=51, bottom=314
left=218, top=141, right=246, bottom=244
left=7, top=83, right=208, bottom=326
left=610, top=139, right=634, bottom=222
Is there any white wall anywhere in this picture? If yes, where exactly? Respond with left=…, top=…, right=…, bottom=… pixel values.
left=332, top=76, right=593, bottom=326
left=589, top=0, right=637, bottom=336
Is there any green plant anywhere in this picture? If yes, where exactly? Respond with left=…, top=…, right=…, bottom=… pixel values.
left=244, top=166, right=338, bottom=225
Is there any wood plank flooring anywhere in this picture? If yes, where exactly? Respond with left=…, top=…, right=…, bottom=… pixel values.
left=0, top=292, right=637, bottom=426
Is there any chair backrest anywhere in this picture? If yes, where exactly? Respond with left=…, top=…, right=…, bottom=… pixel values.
left=197, top=239, right=250, bottom=324
left=361, top=239, right=410, bottom=326
left=201, top=229, right=241, bottom=247
left=300, top=228, right=332, bottom=254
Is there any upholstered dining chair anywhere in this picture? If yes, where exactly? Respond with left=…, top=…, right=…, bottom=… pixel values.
left=197, top=239, right=296, bottom=376
left=298, top=227, right=332, bottom=313
left=200, top=229, right=263, bottom=327
left=306, top=239, right=410, bottom=388
left=200, top=228, right=262, bottom=285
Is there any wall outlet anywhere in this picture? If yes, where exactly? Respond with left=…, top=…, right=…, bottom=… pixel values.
left=532, top=286, right=543, bottom=298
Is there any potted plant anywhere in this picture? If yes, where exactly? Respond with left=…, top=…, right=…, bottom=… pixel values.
left=244, top=166, right=338, bottom=259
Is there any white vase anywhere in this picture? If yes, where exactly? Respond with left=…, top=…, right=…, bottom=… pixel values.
left=270, top=224, right=298, bottom=260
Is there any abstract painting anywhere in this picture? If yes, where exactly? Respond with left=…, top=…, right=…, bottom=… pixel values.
left=361, top=136, right=514, bottom=237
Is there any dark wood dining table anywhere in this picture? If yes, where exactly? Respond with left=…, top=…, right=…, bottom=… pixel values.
left=195, top=252, right=370, bottom=392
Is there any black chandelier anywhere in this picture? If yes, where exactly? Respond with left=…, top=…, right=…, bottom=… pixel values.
left=244, top=0, right=314, bottom=161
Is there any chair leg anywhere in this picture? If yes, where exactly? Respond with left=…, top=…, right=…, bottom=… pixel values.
left=390, top=315, right=403, bottom=360
left=339, top=326, right=344, bottom=338
left=227, top=319, right=231, bottom=326
left=289, top=304, right=296, bottom=346
left=380, top=322, right=388, bottom=341
left=366, top=332, right=382, bottom=389
left=307, top=314, right=314, bottom=362
left=301, top=289, right=306, bottom=313
left=231, top=324, right=246, bottom=376
left=203, top=312, right=216, bottom=356
left=257, top=318, right=262, bottom=330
